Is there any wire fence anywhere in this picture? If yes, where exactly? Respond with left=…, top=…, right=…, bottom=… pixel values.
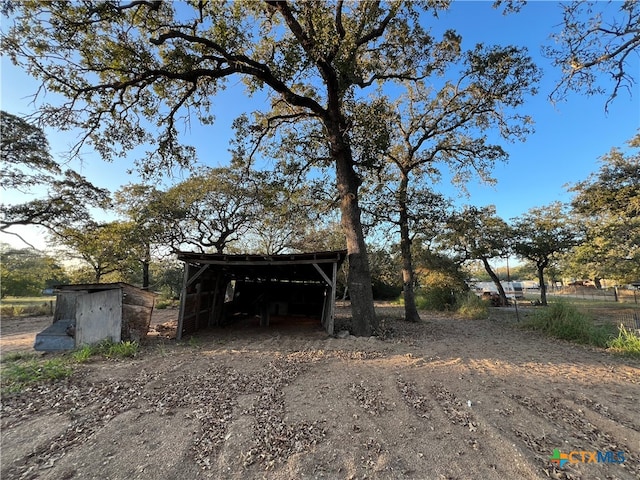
left=547, top=287, right=639, bottom=304
left=615, top=311, right=640, bottom=332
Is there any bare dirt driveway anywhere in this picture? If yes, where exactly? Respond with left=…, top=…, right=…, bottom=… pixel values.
left=1, top=304, right=638, bottom=480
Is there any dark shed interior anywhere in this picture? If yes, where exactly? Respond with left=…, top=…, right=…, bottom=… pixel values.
left=176, top=250, right=347, bottom=339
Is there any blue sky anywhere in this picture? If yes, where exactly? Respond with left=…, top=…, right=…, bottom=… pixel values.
left=1, top=1, right=638, bottom=251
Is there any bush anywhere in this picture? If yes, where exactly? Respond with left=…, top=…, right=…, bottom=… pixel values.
left=456, top=292, right=489, bottom=319
left=607, top=325, right=640, bottom=358
left=414, top=286, right=456, bottom=311
left=155, top=298, right=178, bottom=309
left=522, top=301, right=615, bottom=347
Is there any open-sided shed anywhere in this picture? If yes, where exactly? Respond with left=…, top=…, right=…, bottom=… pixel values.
left=176, top=250, right=347, bottom=339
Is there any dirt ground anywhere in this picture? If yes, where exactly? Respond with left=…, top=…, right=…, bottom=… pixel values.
left=1, top=303, right=638, bottom=480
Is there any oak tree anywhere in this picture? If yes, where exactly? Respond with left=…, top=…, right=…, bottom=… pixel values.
left=114, top=184, right=169, bottom=288
left=511, top=202, right=580, bottom=305
left=159, top=167, right=265, bottom=254
left=441, top=206, right=512, bottom=306
left=0, top=111, right=110, bottom=244
left=3, top=1, right=460, bottom=334
left=568, top=134, right=640, bottom=283
left=56, top=221, right=135, bottom=283
left=545, top=0, right=640, bottom=108
left=362, top=38, right=539, bottom=321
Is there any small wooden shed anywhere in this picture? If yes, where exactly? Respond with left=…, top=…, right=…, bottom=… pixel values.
left=34, top=283, right=155, bottom=351
left=176, top=250, right=347, bottom=339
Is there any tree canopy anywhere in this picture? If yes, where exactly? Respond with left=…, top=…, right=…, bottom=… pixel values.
left=363, top=43, right=538, bottom=320
left=568, top=133, right=640, bottom=283
left=0, top=111, right=111, bottom=244
left=441, top=205, right=512, bottom=305
left=544, top=0, right=640, bottom=108
left=0, top=110, right=60, bottom=190
left=511, top=202, right=580, bottom=305
left=1, top=0, right=483, bottom=334
left=5, top=1, right=636, bottom=322
left=56, top=221, right=135, bottom=283
left=0, top=244, right=69, bottom=297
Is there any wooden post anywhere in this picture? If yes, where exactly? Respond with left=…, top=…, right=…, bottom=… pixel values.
left=209, top=272, right=224, bottom=327
left=260, top=299, right=270, bottom=327
left=327, top=261, right=337, bottom=335
left=195, top=281, right=202, bottom=330
left=176, top=264, right=190, bottom=340
left=313, top=262, right=338, bottom=335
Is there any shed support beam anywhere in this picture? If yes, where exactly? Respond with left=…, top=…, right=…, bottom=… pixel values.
left=313, top=263, right=333, bottom=287
left=327, top=261, right=337, bottom=335
left=176, top=264, right=191, bottom=340
left=186, top=264, right=210, bottom=288
left=316, top=262, right=338, bottom=335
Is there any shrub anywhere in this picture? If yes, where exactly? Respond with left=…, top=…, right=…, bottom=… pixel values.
left=456, top=292, right=489, bottom=319
left=155, top=299, right=170, bottom=309
left=415, top=286, right=456, bottom=311
left=522, top=301, right=615, bottom=347
left=607, top=325, right=640, bottom=358
left=155, top=298, right=179, bottom=309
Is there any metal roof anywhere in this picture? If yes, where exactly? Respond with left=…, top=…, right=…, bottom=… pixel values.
left=176, top=250, right=347, bottom=283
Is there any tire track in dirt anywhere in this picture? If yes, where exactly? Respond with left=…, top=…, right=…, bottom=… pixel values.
left=393, top=368, right=542, bottom=480
left=2, top=308, right=638, bottom=480
left=391, top=334, right=640, bottom=480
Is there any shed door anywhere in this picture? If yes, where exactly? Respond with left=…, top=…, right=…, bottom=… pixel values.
left=75, top=289, right=122, bottom=346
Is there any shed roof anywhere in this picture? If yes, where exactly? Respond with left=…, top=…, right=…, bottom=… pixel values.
left=176, top=250, right=347, bottom=283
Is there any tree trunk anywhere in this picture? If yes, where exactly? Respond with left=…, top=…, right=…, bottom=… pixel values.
left=330, top=124, right=378, bottom=336
left=398, top=172, right=421, bottom=322
left=142, top=260, right=150, bottom=290
left=482, top=257, right=508, bottom=306
left=141, top=243, right=151, bottom=290
left=142, top=261, right=150, bottom=289
left=537, top=264, right=547, bottom=306
left=341, top=264, right=349, bottom=301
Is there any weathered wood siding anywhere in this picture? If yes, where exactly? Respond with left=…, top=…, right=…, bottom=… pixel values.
left=121, top=285, right=155, bottom=341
